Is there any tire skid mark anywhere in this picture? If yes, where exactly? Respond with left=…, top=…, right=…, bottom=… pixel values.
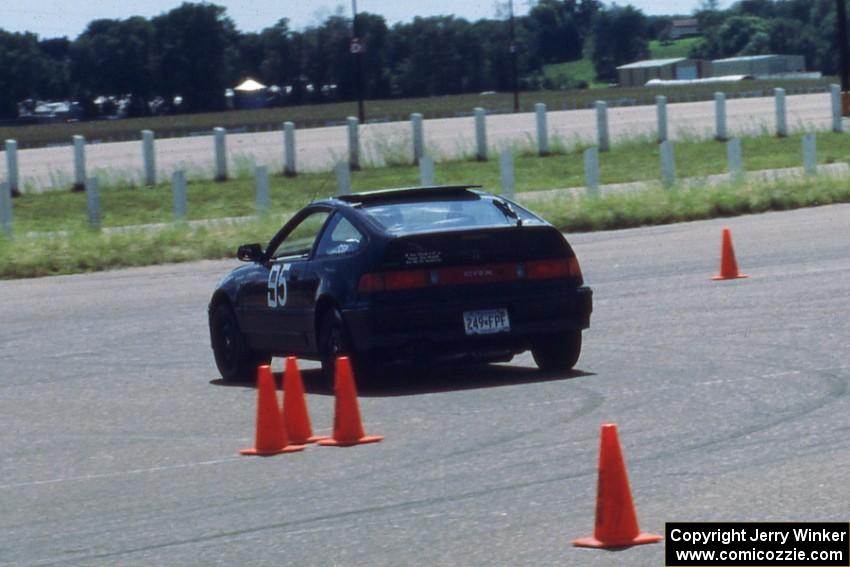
left=0, top=457, right=242, bottom=491
left=31, top=466, right=599, bottom=566
left=640, top=366, right=848, bottom=466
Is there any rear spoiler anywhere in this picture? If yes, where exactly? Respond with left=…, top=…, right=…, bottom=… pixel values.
left=337, top=185, right=482, bottom=204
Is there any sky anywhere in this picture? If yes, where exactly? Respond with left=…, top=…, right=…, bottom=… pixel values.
left=5, top=1, right=730, bottom=39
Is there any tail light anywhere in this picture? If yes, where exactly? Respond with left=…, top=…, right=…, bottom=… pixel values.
left=358, top=269, right=428, bottom=293
left=358, top=257, right=583, bottom=294
left=527, top=257, right=583, bottom=284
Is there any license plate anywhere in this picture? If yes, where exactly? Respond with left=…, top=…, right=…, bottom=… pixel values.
left=463, top=309, right=510, bottom=335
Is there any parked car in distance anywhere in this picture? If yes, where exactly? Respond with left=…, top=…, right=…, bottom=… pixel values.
left=208, top=185, right=592, bottom=383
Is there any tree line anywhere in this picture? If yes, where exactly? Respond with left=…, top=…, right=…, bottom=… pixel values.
left=0, top=0, right=658, bottom=119
left=689, top=0, right=843, bottom=76
left=0, top=0, right=844, bottom=120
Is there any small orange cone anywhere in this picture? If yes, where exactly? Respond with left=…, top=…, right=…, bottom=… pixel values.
left=572, top=423, right=662, bottom=549
left=712, top=227, right=749, bottom=280
left=282, top=357, right=328, bottom=444
left=240, top=365, right=305, bottom=456
left=318, top=357, right=383, bottom=447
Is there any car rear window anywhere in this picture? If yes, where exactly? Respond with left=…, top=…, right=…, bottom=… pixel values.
left=363, top=197, right=541, bottom=234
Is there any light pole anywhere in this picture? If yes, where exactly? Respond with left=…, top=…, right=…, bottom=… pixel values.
left=509, top=0, right=520, bottom=113
left=837, top=0, right=850, bottom=116
left=351, top=0, right=366, bottom=123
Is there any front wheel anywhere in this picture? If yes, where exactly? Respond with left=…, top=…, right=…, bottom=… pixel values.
left=531, top=330, right=582, bottom=373
left=210, top=303, right=270, bottom=382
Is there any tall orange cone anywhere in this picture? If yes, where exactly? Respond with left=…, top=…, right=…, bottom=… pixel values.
left=282, top=356, right=328, bottom=444
left=240, top=365, right=305, bottom=456
left=712, top=227, right=749, bottom=280
left=572, top=423, right=662, bottom=548
left=318, top=357, right=383, bottom=447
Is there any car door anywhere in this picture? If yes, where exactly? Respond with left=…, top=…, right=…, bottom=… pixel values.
left=251, top=209, right=332, bottom=354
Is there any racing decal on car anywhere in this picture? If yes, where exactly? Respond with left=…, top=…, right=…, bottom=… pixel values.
left=267, top=263, right=290, bottom=307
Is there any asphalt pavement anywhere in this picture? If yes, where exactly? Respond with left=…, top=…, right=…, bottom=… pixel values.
left=1, top=203, right=849, bottom=566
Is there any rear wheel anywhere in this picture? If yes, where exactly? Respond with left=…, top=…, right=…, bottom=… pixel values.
left=210, top=303, right=270, bottom=382
left=318, top=308, right=375, bottom=388
left=531, top=330, right=582, bottom=373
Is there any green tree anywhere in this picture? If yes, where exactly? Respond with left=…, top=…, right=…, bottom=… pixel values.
left=150, top=3, right=239, bottom=112
left=70, top=17, right=154, bottom=106
left=590, top=6, right=650, bottom=82
left=527, top=0, right=582, bottom=63
left=0, top=31, right=55, bottom=118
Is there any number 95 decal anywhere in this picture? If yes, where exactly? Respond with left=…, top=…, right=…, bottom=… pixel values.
left=267, top=263, right=290, bottom=307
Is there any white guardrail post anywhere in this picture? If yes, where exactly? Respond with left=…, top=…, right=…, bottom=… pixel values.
left=659, top=140, right=676, bottom=187
left=142, top=130, right=156, bottom=186
left=213, top=127, right=227, bottom=181
left=584, top=146, right=600, bottom=196
left=171, top=170, right=187, bottom=220
left=347, top=116, right=360, bottom=171
left=831, top=84, right=843, bottom=133
left=5, top=140, right=20, bottom=196
left=255, top=165, right=270, bottom=213
left=419, top=154, right=435, bottom=186
left=474, top=107, right=488, bottom=161
left=727, top=138, right=743, bottom=182
left=714, top=92, right=727, bottom=141
left=595, top=101, right=610, bottom=152
left=283, top=121, right=297, bottom=177
left=85, top=177, right=101, bottom=228
left=73, top=135, right=87, bottom=192
left=0, top=182, right=12, bottom=235
left=499, top=150, right=515, bottom=199
left=336, top=162, right=352, bottom=195
left=411, top=112, right=425, bottom=165
left=774, top=88, right=788, bottom=138
left=535, top=103, right=549, bottom=156
left=656, top=95, right=668, bottom=144
left=803, top=133, right=817, bottom=176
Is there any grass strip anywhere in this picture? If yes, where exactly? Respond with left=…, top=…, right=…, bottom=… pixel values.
left=9, top=130, right=850, bottom=234
left=2, top=174, right=849, bottom=279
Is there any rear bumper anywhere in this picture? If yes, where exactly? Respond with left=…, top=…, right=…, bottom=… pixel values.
left=343, top=286, right=592, bottom=360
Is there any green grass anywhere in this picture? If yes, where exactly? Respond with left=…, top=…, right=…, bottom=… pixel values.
left=3, top=172, right=849, bottom=280
left=543, top=59, right=609, bottom=89
left=2, top=77, right=833, bottom=149
left=6, top=126, right=850, bottom=279
left=528, top=175, right=850, bottom=233
left=649, top=37, right=701, bottom=59
left=7, top=130, right=850, bottom=235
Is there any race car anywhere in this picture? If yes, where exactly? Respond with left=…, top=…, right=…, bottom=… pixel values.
left=208, top=185, right=592, bottom=383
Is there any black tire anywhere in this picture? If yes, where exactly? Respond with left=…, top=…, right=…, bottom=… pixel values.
left=210, top=303, right=270, bottom=382
left=531, top=330, right=582, bottom=373
left=318, top=308, right=374, bottom=388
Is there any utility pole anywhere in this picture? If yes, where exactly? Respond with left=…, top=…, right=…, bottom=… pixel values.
left=509, top=0, right=520, bottom=113
left=351, top=0, right=366, bottom=123
left=838, top=0, right=850, bottom=115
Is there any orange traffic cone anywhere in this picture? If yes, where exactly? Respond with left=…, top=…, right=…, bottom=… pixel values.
left=572, top=423, right=662, bottom=549
left=282, top=357, right=328, bottom=444
left=318, top=357, right=383, bottom=447
left=240, top=365, right=305, bottom=456
left=712, top=227, right=749, bottom=280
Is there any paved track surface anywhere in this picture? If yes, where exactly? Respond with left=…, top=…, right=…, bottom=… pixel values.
left=2, top=204, right=849, bottom=566
left=12, top=92, right=833, bottom=191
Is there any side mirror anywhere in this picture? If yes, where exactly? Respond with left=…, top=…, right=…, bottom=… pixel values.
left=237, top=243, right=264, bottom=263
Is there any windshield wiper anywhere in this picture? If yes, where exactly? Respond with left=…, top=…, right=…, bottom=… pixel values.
left=493, top=198, right=523, bottom=226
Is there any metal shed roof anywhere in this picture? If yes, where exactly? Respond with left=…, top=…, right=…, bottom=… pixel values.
left=616, top=58, right=688, bottom=70
left=712, top=55, right=778, bottom=63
